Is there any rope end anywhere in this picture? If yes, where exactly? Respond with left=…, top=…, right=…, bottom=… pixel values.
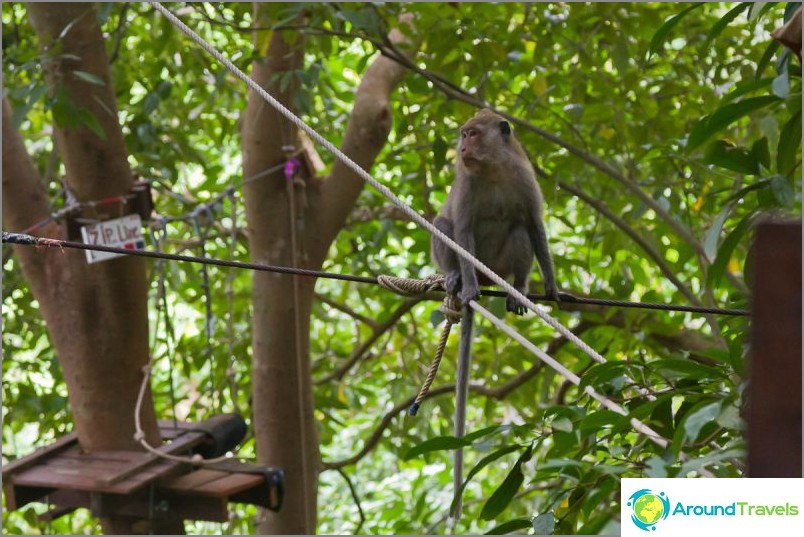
left=407, top=403, right=420, bottom=416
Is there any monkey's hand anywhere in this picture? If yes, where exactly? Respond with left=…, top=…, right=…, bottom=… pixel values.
left=444, top=270, right=462, bottom=296
left=459, top=281, right=480, bottom=305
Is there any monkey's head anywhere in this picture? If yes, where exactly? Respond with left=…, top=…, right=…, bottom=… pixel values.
left=458, top=109, right=516, bottom=171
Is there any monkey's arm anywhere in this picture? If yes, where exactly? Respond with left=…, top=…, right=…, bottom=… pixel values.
left=455, top=223, right=480, bottom=304
left=530, top=214, right=560, bottom=300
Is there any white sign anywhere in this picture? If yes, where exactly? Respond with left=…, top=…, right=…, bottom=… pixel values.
left=621, top=478, right=803, bottom=536
left=80, top=213, right=145, bottom=264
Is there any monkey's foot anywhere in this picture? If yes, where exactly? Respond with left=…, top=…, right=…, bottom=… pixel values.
left=506, top=295, right=528, bottom=315
left=444, top=270, right=461, bottom=295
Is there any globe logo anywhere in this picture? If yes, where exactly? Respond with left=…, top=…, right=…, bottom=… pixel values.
left=627, top=489, right=670, bottom=531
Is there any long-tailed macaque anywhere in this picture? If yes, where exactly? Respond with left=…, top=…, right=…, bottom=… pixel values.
left=431, top=109, right=559, bottom=519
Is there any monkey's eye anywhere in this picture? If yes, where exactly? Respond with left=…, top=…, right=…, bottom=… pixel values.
left=466, top=129, right=478, bottom=138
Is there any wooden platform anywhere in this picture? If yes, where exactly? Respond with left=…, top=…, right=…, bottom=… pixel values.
left=2, top=418, right=283, bottom=522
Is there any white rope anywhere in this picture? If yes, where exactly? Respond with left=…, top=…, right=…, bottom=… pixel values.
left=470, top=302, right=667, bottom=447
left=149, top=1, right=607, bottom=368
left=134, top=364, right=232, bottom=465
left=472, top=301, right=715, bottom=475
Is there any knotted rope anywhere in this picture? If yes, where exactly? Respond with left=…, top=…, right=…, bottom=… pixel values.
left=377, top=274, right=462, bottom=415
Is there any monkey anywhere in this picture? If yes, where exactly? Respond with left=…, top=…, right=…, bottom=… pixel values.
left=430, top=108, right=559, bottom=520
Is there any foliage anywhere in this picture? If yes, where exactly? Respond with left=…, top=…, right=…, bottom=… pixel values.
left=2, top=2, right=800, bottom=535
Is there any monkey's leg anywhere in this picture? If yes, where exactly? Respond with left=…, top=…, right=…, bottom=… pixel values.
left=506, top=225, right=533, bottom=315
left=432, top=216, right=462, bottom=295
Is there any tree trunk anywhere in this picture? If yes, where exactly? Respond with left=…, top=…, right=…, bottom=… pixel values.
left=4, top=4, right=178, bottom=534
left=241, top=5, right=412, bottom=533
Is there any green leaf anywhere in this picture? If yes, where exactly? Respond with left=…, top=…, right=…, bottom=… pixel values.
left=751, top=137, right=771, bottom=171
left=677, top=448, right=745, bottom=476
left=724, top=177, right=772, bottom=203
left=777, top=110, right=802, bottom=175
left=723, top=77, right=774, bottom=103
left=707, top=213, right=752, bottom=289
left=12, top=84, right=47, bottom=130
left=704, top=205, right=731, bottom=262
left=551, top=416, right=574, bottom=434
left=705, top=3, right=751, bottom=45
left=142, top=93, right=160, bottom=115
left=687, top=96, right=781, bottom=152
left=480, top=444, right=533, bottom=520
left=578, top=410, right=623, bottom=434
left=703, top=140, right=759, bottom=175
left=748, top=2, right=777, bottom=23
left=429, top=308, right=445, bottom=327
left=77, top=108, right=107, bottom=140
left=654, top=359, right=720, bottom=380
left=772, top=73, right=790, bottom=98
left=433, top=135, right=448, bottom=171
left=756, top=40, right=780, bottom=80
left=683, top=401, right=722, bottom=443
left=484, top=518, right=532, bottom=535
left=770, top=174, right=795, bottom=207
left=403, top=435, right=471, bottom=459
left=72, top=70, right=105, bottom=86
left=464, top=424, right=513, bottom=443
left=645, top=455, right=668, bottom=478
left=532, top=512, right=556, bottom=535
left=576, top=513, right=612, bottom=535
left=647, top=4, right=703, bottom=60
left=450, top=444, right=520, bottom=515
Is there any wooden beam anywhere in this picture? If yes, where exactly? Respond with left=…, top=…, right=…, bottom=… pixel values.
left=747, top=219, right=802, bottom=477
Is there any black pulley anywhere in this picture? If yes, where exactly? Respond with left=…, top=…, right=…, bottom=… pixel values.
left=190, top=413, right=247, bottom=458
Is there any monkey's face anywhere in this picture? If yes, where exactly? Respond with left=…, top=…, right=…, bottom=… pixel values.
left=459, top=126, right=484, bottom=168
left=458, top=112, right=512, bottom=170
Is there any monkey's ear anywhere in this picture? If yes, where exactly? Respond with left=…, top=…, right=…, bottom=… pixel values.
left=499, top=120, right=511, bottom=137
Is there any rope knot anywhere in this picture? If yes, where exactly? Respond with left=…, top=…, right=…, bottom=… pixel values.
left=440, top=293, right=463, bottom=324
left=377, top=274, right=445, bottom=297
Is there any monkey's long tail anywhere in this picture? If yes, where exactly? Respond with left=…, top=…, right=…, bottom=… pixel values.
left=452, top=302, right=474, bottom=522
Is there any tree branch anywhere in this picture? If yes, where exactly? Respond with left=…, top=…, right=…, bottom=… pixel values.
left=315, top=298, right=421, bottom=384
left=312, top=16, right=414, bottom=264
left=315, top=292, right=380, bottom=329
left=335, top=468, right=366, bottom=535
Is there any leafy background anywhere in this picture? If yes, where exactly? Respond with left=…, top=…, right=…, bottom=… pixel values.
left=2, top=2, right=801, bottom=535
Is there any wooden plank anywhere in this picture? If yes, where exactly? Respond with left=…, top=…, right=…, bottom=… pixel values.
left=159, top=469, right=229, bottom=492
left=12, top=465, right=133, bottom=494
left=748, top=220, right=803, bottom=477
left=1, top=432, right=78, bottom=478
left=87, top=490, right=229, bottom=523
left=192, top=473, right=264, bottom=496
left=3, top=482, right=54, bottom=511
left=158, top=493, right=229, bottom=522
left=59, top=449, right=147, bottom=464
left=11, top=457, right=184, bottom=495
left=98, top=431, right=206, bottom=486
left=230, top=484, right=277, bottom=510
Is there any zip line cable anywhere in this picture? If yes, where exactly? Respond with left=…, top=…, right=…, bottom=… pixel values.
left=2, top=232, right=748, bottom=316
left=3, top=228, right=718, bottom=472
